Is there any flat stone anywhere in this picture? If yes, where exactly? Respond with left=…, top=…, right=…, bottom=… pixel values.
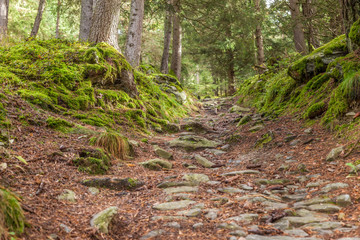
left=294, top=197, right=333, bottom=208
left=217, top=222, right=242, bottom=230
left=182, top=173, right=210, bottom=183
left=290, top=140, right=301, bottom=146
left=303, top=221, right=343, bottom=230
left=154, top=146, right=173, bottom=160
left=272, top=219, right=290, bottom=230
left=81, top=177, right=144, bottom=191
left=153, top=200, right=196, bottom=210
left=336, top=194, right=352, bottom=207
left=151, top=216, right=187, bottom=221
left=164, top=222, right=180, bottom=228
left=326, top=146, right=344, bottom=161
left=321, top=182, right=349, bottom=193
left=205, top=209, right=219, bottom=220
left=194, top=154, right=215, bottom=168
left=205, top=149, right=226, bottom=155
left=284, top=229, right=308, bottom=237
left=226, top=214, right=258, bottom=223
left=306, top=181, right=323, bottom=188
left=222, top=170, right=261, bottom=176
left=255, top=179, right=289, bottom=185
left=308, top=204, right=341, bottom=213
left=165, top=193, right=192, bottom=202
left=230, top=230, right=247, bottom=237
left=218, top=187, right=244, bottom=194
left=206, top=181, right=221, bottom=185
left=229, top=105, right=251, bottom=113
left=282, top=194, right=307, bottom=202
left=88, top=187, right=99, bottom=195
left=262, top=201, right=288, bottom=210
left=169, top=135, right=221, bottom=151
left=157, top=181, right=195, bottom=188
left=249, top=124, right=265, bottom=132
left=57, top=189, right=76, bottom=203
left=90, top=206, right=118, bottom=233
left=192, top=222, right=203, bottom=229
left=304, top=128, right=313, bottom=134
left=163, top=186, right=198, bottom=194
left=246, top=235, right=321, bottom=240
left=337, top=238, right=360, bottom=240
left=140, top=159, right=172, bottom=170
left=176, top=208, right=201, bottom=217
left=283, top=215, right=328, bottom=227
left=140, top=229, right=165, bottom=240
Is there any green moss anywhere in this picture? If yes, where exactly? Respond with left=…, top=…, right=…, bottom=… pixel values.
left=304, top=101, right=327, bottom=119
left=46, top=117, right=73, bottom=132
left=254, top=132, right=274, bottom=148
left=349, top=19, right=360, bottom=47
left=73, top=148, right=110, bottom=174
left=0, top=189, right=25, bottom=235
left=125, top=109, right=147, bottom=128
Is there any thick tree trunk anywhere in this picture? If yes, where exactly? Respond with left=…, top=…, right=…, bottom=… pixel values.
left=124, top=0, right=144, bottom=67
left=289, top=0, right=307, bottom=55
left=0, top=0, right=9, bottom=41
left=89, top=0, right=121, bottom=51
left=170, top=0, right=182, bottom=82
left=341, top=0, right=360, bottom=51
left=55, top=0, right=61, bottom=38
left=30, top=0, right=46, bottom=38
left=254, top=0, right=265, bottom=73
left=79, top=0, right=94, bottom=41
left=160, top=0, right=172, bottom=74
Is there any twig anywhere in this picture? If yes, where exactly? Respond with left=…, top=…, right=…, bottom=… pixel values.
left=344, top=138, right=360, bottom=158
left=35, top=180, right=45, bottom=195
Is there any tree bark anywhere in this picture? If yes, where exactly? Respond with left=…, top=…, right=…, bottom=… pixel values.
left=160, top=0, right=173, bottom=74
left=170, top=0, right=182, bottom=82
left=0, top=0, right=9, bottom=41
left=30, top=0, right=46, bottom=38
left=254, top=0, right=265, bottom=73
left=79, top=0, right=94, bottom=41
left=89, top=0, right=121, bottom=51
left=55, top=0, right=61, bottom=38
left=303, top=0, right=319, bottom=52
left=289, top=0, right=307, bottom=55
left=124, top=0, right=144, bottom=67
left=227, top=49, right=236, bottom=96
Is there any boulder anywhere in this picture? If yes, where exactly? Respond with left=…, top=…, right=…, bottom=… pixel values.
left=194, top=154, right=215, bottom=168
left=90, top=206, right=118, bottom=233
left=154, top=146, right=173, bottom=160
left=140, top=159, right=172, bottom=170
left=169, top=135, right=221, bottom=151
left=325, top=146, right=344, bottom=161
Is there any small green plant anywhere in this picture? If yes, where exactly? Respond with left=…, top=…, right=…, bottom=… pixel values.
left=346, top=162, right=358, bottom=175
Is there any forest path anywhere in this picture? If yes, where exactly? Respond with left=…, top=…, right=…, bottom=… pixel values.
left=137, top=97, right=360, bottom=240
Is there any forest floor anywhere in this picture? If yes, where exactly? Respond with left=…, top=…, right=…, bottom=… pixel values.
left=3, top=96, right=360, bottom=240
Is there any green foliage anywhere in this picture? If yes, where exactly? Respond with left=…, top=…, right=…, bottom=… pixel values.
left=0, top=189, right=25, bottom=236
left=349, top=19, right=360, bottom=47
left=304, top=101, right=327, bottom=119
left=73, top=149, right=111, bottom=174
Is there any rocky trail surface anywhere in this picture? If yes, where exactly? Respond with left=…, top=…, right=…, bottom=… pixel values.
left=4, top=97, right=360, bottom=240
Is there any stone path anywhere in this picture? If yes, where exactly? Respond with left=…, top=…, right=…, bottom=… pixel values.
left=138, top=98, right=359, bottom=239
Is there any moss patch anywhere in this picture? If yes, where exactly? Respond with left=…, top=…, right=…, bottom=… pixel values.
left=305, top=101, right=327, bottom=119
left=73, top=148, right=111, bottom=174
left=46, top=117, right=73, bottom=132
left=0, top=189, right=25, bottom=235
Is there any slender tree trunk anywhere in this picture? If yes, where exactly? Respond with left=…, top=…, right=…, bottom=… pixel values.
left=124, top=0, right=144, bottom=67
left=289, top=0, right=307, bottom=55
left=303, top=0, right=319, bottom=52
left=30, top=0, right=46, bottom=38
left=79, top=0, right=94, bottom=41
left=170, top=0, right=182, bottom=82
left=160, top=0, right=172, bottom=74
left=227, top=49, right=236, bottom=96
left=0, top=0, right=9, bottom=41
left=89, top=0, right=121, bottom=51
left=254, top=0, right=265, bottom=73
left=55, top=0, right=61, bottom=38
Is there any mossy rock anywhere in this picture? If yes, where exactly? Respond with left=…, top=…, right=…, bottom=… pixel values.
left=81, top=177, right=144, bottom=190
left=254, top=131, right=274, bottom=149
left=349, top=19, right=360, bottom=50
left=305, top=101, right=327, bottom=119
left=73, top=148, right=111, bottom=174
left=0, top=189, right=25, bottom=235
left=140, top=159, right=173, bottom=171
left=237, top=115, right=252, bottom=126
left=169, top=135, right=221, bottom=151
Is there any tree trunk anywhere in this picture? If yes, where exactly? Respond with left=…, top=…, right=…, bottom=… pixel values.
left=341, top=0, right=360, bottom=51
left=289, top=0, right=307, bottom=55
left=303, top=0, right=319, bottom=52
left=170, top=0, right=182, bottom=82
left=124, top=0, right=144, bottom=67
left=55, top=0, right=61, bottom=38
left=0, top=0, right=9, bottom=41
left=30, top=0, right=46, bottom=38
left=160, top=0, right=172, bottom=74
left=89, top=0, right=121, bottom=51
left=79, top=0, right=94, bottom=41
left=254, top=0, right=265, bottom=73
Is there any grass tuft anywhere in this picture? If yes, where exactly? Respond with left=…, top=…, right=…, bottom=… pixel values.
left=90, top=131, right=130, bottom=160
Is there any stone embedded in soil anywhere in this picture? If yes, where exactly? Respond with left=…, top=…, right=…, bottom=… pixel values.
left=321, top=182, right=349, bottom=193
left=246, top=235, right=321, bottom=240
left=304, top=128, right=313, bottom=134
left=284, top=229, right=309, bottom=237
left=282, top=215, right=328, bottom=227
left=222, top=170, right=261, bottom=176
left=157, top=181, right=196, bottom=188
left=153, top=200, right=196, bottom=210
left=165, top=193, right=192, bottom=202
left=182, top=173, right=210, bottom=183
left=205, top=148, right=226, bottom=155
left=164, top=222, right=181, bottom=228
left=193, top=222, right=204, bottom=229
left=217, top=222, right=242, bottom=230
left=140, top=159, right=172, bottom=170
left=230, top=230, right=247, bottom=237
left=262, top=201, right=288, bottom=210
left=81, top=177, right=144, bottom=191
left=194, top=154, right=215, bottom=168
left=302, top=221, right=344, bottom=230
left=57, top=189, right=76, bottom=202
left=226, top=214, right=258, bottom=223
left=154, top=146, right=173, bottom=160
left=325, top=146, right=344, bottom=161
left=90, top=206, right=118, bottom=233
left=151, top=216, right=187, bottom=221
left=88, top=187, right=99, bottom=195
left=176, top=208, right=201, bottom=217
left=282, top=194, right=307, bottom=202
left=249, top=124, right=265, bottom=132
left=308, top=203, right=341, bottom=213
left=218, top=187, right=245, bottom=194
left=169, top=135, right=221, bottom=151
left=163, top=186, right=198, bottom=194
left=229, top=105, right=251, bottom=113
left=336, top=194, right=352, bottom=207
left=294, top=196, right=332, bottom=208
left=306, top=181, right=324, bottom=188
left=205, top=209, right=219, bottom=220
left=140, top=229, right=165, bottom=240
